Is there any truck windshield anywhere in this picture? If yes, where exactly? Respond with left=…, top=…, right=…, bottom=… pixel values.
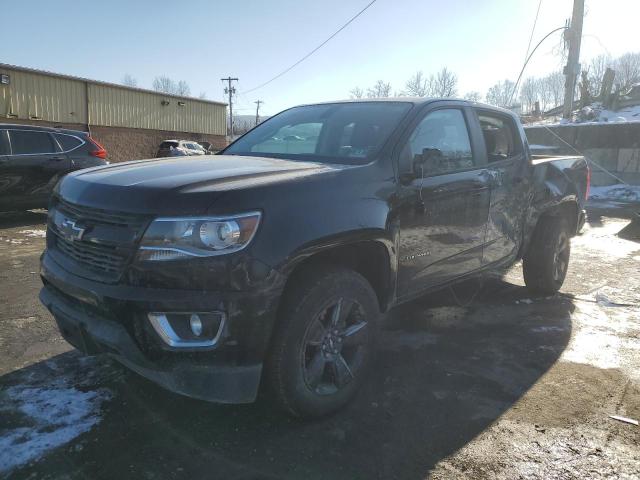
left=224, top=102, right=412, bottom=164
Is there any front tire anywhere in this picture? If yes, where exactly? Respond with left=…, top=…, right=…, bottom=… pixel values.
left=266, top=266, right=379, bottom=418
left=523, top=216, right=571, bottom=295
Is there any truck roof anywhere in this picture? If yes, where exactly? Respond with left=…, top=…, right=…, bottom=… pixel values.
left=296, top=97, right=518, bottom=117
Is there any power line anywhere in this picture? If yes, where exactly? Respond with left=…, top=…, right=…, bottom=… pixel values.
left=508, top=26, right=568, bottom=106
left=523, top=0, right=543, bottom=63
left=241, top=0, right=377, bottom=94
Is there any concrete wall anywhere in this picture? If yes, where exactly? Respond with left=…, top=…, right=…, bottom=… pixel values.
left=525, top=123, right=640, bottom=185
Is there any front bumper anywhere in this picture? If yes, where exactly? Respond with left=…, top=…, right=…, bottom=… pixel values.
left=39, top=252, right=283, bottom=404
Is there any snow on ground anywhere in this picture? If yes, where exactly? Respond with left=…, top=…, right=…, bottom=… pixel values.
left=0, top=356, right=113, bottom=474
left=18, top=229, right=47, bottom=238
left=572, top=219, right=640, bottom=259
left=589, top=184, right=640, bottom=203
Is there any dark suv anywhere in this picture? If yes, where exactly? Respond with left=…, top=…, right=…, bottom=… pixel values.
left=0, top=124, right=108, bottom=211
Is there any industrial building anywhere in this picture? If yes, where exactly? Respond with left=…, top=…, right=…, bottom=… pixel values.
left=0, top=63, right=228, bottom=162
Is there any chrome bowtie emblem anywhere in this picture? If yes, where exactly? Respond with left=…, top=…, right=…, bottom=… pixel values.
left=60, top=218, right=86, bottom=241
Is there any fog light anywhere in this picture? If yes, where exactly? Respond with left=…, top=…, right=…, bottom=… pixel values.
left=147, top=312, right=225, bottom=348
left=190, top=314, right=203, bottom=336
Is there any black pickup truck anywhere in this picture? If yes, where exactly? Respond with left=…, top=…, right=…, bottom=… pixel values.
left=39, top=99, right=589, bottom=417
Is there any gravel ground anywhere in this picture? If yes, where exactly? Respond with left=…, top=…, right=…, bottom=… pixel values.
left=0, top=203, right=639, bottom=480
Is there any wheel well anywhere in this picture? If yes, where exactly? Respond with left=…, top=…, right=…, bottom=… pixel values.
left=282, top=241, right=392, bottom=312
left=540, top=201, right=579, bottom=236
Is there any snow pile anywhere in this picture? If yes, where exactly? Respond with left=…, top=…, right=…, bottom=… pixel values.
left=596, top=103, right=640, bottom=123
left=589, top=183, right=640, bottom=202
left=529, top=102, right=640, bottom=126
left=575, top=102, right=640, bottom=124
left=0, top=359, right=113, bottom=473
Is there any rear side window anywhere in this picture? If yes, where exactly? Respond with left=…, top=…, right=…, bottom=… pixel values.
left=0, top=130, right=9, bottom=155
left=55, top=134, right=83, bottom=152
left=9, top=130, right=56, bottom=155
left=477, top=112, right=521, bottom=162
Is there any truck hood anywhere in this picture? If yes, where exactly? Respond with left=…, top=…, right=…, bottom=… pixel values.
left=58, top=155, right=338, bottom=215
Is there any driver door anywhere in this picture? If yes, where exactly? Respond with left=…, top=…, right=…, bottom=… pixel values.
left=396, top=105, right=491, bottom=298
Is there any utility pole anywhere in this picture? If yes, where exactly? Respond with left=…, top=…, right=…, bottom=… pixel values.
left=254, top=100, right=263, bottom=126
left=221, top=77, right=238, bottom=136
left=562, top=0, right=584, bottom=119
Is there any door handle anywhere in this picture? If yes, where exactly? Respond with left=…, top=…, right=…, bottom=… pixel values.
left=49, top=156, right=65, bottom=162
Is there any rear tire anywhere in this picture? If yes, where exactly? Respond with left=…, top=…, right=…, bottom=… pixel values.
left=523, top=216, right=571, bottom=295
left=266, top=266, right=379, bottom=418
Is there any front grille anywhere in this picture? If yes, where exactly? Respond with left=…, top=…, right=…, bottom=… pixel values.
left=56, top=198, right=147, bottom=229
left=49, top=198, right=150, bottom=282
left=55, top=234, right=128, bottom=276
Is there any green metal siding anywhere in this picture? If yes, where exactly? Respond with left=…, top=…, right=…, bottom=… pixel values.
left=0, top=68, right=87, bottom=124
left=88, top=84, right=226, bottom=135
left=0, top=65, right=226, bottom=135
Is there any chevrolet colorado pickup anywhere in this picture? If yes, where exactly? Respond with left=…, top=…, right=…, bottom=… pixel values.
left=39, top=99, right=589, bottom=417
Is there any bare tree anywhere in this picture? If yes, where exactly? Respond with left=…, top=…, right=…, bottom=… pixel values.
left=543, top=71, right=564, bottom=109
left=367, top=80, right=392, bottom=98
left=198, top=92, right=207, bottom=99
left=122, top=74, right=138, bottom=88
left=349, top=87, right=364, bottom=99
left=153, top=76, right=175, bottom=94
left=176, top=80, right=191, bottom=96
left=614, top=52, right=640, bottom=92
left=152, top=76, right=192, bottom=96
left=430, top=67, right=458, bottom=97
left=485, top=79, right=516, bottom=108
left=404, top=71, right=428, bottom=97
left=588, top=54, right=613, bottom=96
left=463, top=91, right=482, bottom=102
left=520, top=77, right=539, bottom=113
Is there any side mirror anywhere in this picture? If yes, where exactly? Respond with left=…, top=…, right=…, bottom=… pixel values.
left=413, top=148, right=442, bottom=176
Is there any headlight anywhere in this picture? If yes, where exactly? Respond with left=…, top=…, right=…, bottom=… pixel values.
left=137, top=211, right=261, bottom=261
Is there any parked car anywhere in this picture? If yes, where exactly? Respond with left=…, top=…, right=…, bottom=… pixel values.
left=156, top=140, right=206, bottom=157
left=0, top=124, right=107, bottom=212
left=197, top=141, right=217, bottom=154
left=39, top=99, right=589, bottom=418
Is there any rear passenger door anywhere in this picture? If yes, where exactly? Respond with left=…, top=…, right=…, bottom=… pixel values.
left=474, top=109, right=530, bottom=264
left=4, top=129, right=71, bottom=208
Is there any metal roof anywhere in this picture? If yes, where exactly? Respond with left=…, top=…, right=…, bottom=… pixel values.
left=0, top=62, right=227, bottom=107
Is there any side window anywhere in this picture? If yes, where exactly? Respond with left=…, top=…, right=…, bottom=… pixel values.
left=55, top=134, right=83, bottom=152
left=477, top=112, right=521, bottom=162
left=9, top=130, right=56, bottom=155
left=0, top=130, right=9, bottom=155
left=403, top=109, right=474, bottom=176
left=251, top=122, right=322, bottom=155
